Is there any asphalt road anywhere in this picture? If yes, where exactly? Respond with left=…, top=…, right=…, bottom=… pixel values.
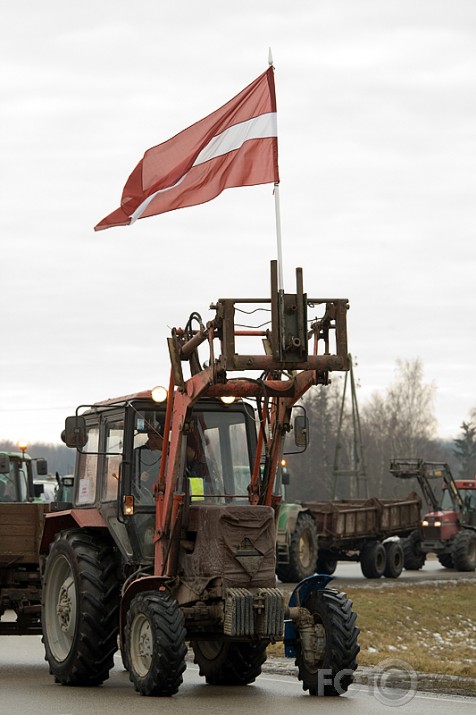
left=0, top=636, right=474, bottom=715
left=279, top=556, right=476, bottom=591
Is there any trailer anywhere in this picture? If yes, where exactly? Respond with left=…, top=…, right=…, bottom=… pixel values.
left=0, top=452, right=73, bottom=634
left=276, top=492, right=422, bottom=581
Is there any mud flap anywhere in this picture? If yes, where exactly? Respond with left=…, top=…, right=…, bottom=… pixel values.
left=284, top=573, right=333, bottom=657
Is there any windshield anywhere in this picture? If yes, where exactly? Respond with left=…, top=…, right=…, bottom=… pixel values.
left=440, top=488, right=476, bottom=511
left=0, top=457, right=30, bottom=502
left=131, top=407, right=253, bottom=506
left=190, top=409, right=252, bottom=502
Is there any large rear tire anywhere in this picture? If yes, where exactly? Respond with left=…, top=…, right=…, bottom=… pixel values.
left=126, top=591, right=187, bottom=696
left=451, top=530, right=476, bottom=572
left=360, top=541, right=386, bottom=579
left=276, top=513, right=318, bottom=582
left=191, top=640, right=267, bottom=685
left=41, top=529, right=119, bottom=686
left=295, top=588, right=360, bottom=696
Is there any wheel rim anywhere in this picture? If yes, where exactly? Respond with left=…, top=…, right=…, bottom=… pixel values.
left=467, top=539, right=476, bottom=565
left=299, top=532, right=313, bottom=568
left=130, top=612, right=153, bottom=677
left=302, top=620, right=327, bottom=673
left=44, top=554, right=77, bottom=662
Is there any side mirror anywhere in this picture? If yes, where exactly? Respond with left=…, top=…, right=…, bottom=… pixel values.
left=294, top=415, right=309, bottom=448
left=63, top=416, right=88, bottom=448
left=35, top=458, right=48, bottom=476
left=0, top=455, right=10, bottom=473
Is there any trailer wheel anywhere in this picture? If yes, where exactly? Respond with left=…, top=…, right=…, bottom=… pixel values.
left=316, top=552, right=337, bottom=575
left=401, top=530, right=426, bottom=570
left=383, top=541, right=404, bottom=578
left=360, top=542, right=386, bottom=578
left=451, top=530, right=476, bottom=572
left=295, top=588, right=359, bottom=696
left=41, top=529, right=119, bottom=686
left=126, top=591, right=187, bottom=696
left=191, top=640, right=267, bottom=685
left=277, top=513, right=318, bottom=582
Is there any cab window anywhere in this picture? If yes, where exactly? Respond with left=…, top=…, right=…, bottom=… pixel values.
left=76, top=425, right=99, bottom=505
left=103, top=421, right=124, bottom=502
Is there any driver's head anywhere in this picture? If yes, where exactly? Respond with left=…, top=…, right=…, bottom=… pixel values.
left=147, top=428, right=163, bottom=451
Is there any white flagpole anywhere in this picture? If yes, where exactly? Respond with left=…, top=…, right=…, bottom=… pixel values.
left=269, top=48, right=284, bottom=292
left=274, top=183, right=284, bottom=292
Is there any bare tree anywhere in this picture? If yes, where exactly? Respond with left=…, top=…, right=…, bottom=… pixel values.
left=361, top=359, right=437, bottom=497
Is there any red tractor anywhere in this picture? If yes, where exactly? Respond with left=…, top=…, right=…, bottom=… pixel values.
left=39, top=262, right=359, bottom=697
left=390, top=459, right=476, bottom=571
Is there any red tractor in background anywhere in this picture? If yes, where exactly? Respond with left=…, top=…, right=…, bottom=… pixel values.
left=390, top=458, right=476, bottom=571
left=39, top=262, right=359, bottom=697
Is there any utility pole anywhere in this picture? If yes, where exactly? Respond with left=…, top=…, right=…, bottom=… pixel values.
left=332, top=354, right=368, bottom=499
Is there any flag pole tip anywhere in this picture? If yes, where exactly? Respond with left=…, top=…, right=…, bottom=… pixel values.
left=268, top=47, right=273, bottom=66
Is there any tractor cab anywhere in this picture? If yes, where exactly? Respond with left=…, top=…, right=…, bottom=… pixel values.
left=0, top=452, right=48, bottom=502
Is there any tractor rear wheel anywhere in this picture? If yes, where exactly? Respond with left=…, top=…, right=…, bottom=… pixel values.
left=126, top=591, right=187, bottom=696
left=41, top=529, right=119, bottom=686
left=276, top=513, right=318, bottom=582
left=295, top=588, right=360, bottom=696
left=360, top=542, right=386, bottom=578
left=383, top=541, right=404, bottom=578
left=191, top=640, right=267, bottom=685
left=452, top=530, right=476, bottom=572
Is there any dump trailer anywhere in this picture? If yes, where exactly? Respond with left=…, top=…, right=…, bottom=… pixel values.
left=390, top=458, right=476, bottom=571
left=40, top=262, right=360, bottom=697
left=276, top=492, right=422, bottom=581
left=0, top=451, right=49, bottom=634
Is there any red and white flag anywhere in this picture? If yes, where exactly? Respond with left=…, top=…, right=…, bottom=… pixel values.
left=94, top=67, right=279, bottom=231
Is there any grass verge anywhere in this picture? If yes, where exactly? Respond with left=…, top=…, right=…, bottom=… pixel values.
left=349, top=580, right=476, bottom=694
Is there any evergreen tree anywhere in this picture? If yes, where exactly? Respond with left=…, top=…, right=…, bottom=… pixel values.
left=453, top=421, right=476, bottom=477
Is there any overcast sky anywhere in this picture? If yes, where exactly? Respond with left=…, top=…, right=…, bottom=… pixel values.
left=1, top=1, right=476, bottom=446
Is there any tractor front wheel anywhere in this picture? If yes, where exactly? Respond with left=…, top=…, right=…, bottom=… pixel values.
left=295, top=588, right=360, bottom=696
left=437, top=552, right=454, bottom=569
left=126, top=591, right=187, bottom=696
left=402, top=530, right=426, bottom=570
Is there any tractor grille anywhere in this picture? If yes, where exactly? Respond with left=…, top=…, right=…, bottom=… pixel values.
left=422, top=527, right=441, bottom=541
